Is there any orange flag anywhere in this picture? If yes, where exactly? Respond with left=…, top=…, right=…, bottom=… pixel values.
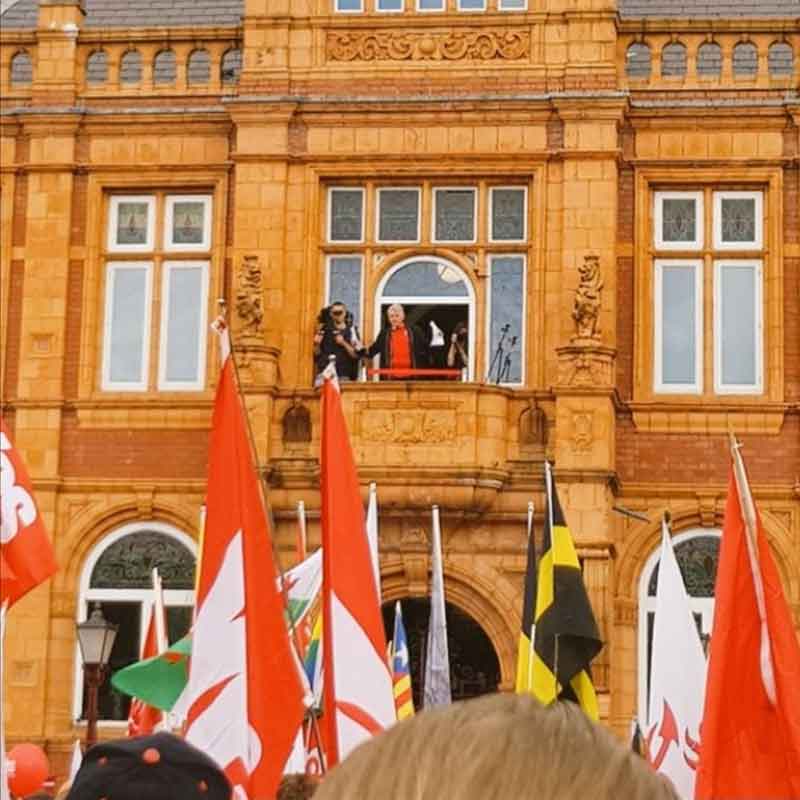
left=320, top=373, right=395, bottom=767
left=1, top=421, right=58, bottom=608
left=126, top=608, right=163, bottom=737
left=184, top=323, right=305, bottom=799
left=695, top=440, right=800, bottom=799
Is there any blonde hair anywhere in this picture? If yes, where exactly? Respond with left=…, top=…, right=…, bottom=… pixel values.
left=315, top=693, right=679, bottom=800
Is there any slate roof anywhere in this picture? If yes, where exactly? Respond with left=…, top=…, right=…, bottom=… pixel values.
left=619, top=0, right=799, bottom=18
left=0, top=0, right=243, bottom=29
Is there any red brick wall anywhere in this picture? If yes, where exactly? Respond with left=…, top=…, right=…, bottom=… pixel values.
left=62, top=260, right=84, bottom=400
left=616, top=165, right=635, bottom=400
left=3, top=260, right=25, bottom=401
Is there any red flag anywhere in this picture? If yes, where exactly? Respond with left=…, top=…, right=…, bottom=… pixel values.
left=0, top=421, right=57, bottom=608
left=695, top=442, right=800, bottom=799
left=127, top=608, right=163, bottom=737
left=184, top=325, right=305, bottom=799
left=320, top=375, right=395, bottom=767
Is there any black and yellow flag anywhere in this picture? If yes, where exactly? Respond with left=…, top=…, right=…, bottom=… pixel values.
left=515, top=501, right=537, bottom=693
left=521, top=463, right=603, bottom=719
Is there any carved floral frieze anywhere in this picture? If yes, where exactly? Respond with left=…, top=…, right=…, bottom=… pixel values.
left=326, top=29, right=530, bottom=63
left=360, top=408, right=457, bottom=444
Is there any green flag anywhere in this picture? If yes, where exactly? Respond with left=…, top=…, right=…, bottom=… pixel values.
left=111, top=635, right=192, bottom=712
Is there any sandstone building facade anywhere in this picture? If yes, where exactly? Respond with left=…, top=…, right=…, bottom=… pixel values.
left=1, top=0, right=798, bottom=777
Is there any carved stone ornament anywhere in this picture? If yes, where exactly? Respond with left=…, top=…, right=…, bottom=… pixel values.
left=571, top=411, right=593, bottom=453
left=361, top=409, right=457, bottom=444
left=235, top=255, right=264, bottom=337
left=572, top=255, right=603, bottom=342
left=519, top=402, right=547, bottom=448
left=556, top=347, right=615, bottom=388
left=327, top=29, right=529, bottom=63
left=282, top=403, right=312, bottom=445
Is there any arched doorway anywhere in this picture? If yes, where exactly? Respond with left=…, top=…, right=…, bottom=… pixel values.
left=382, top=598, right=500, bottom=710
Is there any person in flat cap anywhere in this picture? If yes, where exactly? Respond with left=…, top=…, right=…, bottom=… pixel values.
left=65, top=732, right=231, bottom=800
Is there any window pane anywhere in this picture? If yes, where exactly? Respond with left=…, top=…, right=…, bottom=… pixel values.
left=660, top=265, right=697, bottom=385
left=171, top=201, right=206, bottom=246
left=336, top=0, right=361, bottom=9
left=330, top=190, right=363, bottom=241
left=328, top=256, right=363, bottom=330
left=661, top=198, right=696, bottom=244
left=378, top=190, right=419, bottom=241
left=166, top=605, right=194, bottom=643
left=165, top=266, right=205, bottom=383
left=489, top=257, right=524, bottom=383
left=378, top=0, right=402, bottom=8
left=460, top=0, right=484, bottom=8
left=108, top=267, right=148, bottom=384
left=115, top=201, right=150, bottom=246
left=720, top=197, right=756, bottom=244
left=500, top=0, right=526, bottom=8
left=720, top=265, right=757, bottom=386
left=648, top=536, right=719, bottom=597
left=384, top=260, right=468, bottom=297
left=491, top=188, right=525, bottom=241
left=435, top=189, right=475, bottom=241
left=418, top=0, right=444, bottom=8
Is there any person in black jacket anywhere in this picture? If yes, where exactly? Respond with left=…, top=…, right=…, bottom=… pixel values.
left=313, top=301, right=361, bottom=385
left=361, top=304, right=429, bottom=378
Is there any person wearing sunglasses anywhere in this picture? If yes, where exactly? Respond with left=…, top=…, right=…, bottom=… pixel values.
left=313, top=301, right=361, bottom=385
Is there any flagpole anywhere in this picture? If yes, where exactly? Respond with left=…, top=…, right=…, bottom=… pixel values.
left=544, top=462, right=559, bottom=701
left=526, top=500, right=536, bottom=692
left=216, top=301, right=326, bottom=774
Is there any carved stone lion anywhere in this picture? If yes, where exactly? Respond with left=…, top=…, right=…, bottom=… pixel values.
left=572, top=255, right=603, bottom=341
left=236, top=255, right=264, bottom=336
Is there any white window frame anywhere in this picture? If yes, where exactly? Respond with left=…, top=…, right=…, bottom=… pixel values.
left=375, top=187, right=422, bottom=244
left=416, top=0, right=445, bottom=12
left=654, top=190, right=704, bottom=251
left=325, top=254, right=365, bottom=324
left=712, top=190, right=763, bottom=251
left=72, top=521, right=197, bottom=724
left=457, top=0, right=487, bottom=10
left=373, top=255, right=476, bottom=381
left=158, top=260, right=210, bottom=391
left=327, top=187, right=365, bottom=244
left=654, top=259, right=703, bottom=394
left=485, top=254, right=527, bottom=386
left=107, top=195, right=156, bottom=253
left=637, top=528, right=719, bottom=725
left=713, top=259, right=763, bottom=395
left=376, top=0, right=404, bottom=11
left=102, top=261, right=154, bottom=392
left=499, top=0, right=527, bottom=9
left=431, top=186, right=478, bottom=244
left=163, top=194, right=212, bottom=252
left=334, top=0, right=364, bottom=11
left=488, top=185, right=528, bottom=244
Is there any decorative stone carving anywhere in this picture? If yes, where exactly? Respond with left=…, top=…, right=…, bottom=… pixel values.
left=235, top=255, right=264, bottom=337
left=282, top=403, right=311, bottom=446
left=327, top=29, right=529, bottom=63
left=519, top=402, right=547, bottom=448
left=572, top=255, right=603, bottom=342
left=614, top=597, right=637, bottom=626
left=556, top=347, right=615, bottom=387
left=571, top=411, right=593, bottom=453
left=361, top=409, right=456, bottom=444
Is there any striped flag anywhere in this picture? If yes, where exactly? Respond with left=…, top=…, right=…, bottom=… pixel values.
left=391, top=602, right=415, bottom=721
left=515, top=501, right=536, bottom=692
left=529, top=462, right=602, bottom=719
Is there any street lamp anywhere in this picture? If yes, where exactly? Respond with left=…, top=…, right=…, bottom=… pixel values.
left=76, top=604, right=118, bottom=749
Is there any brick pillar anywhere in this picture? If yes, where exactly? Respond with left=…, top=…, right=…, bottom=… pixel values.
left=32, top=0, right=84, bottom=106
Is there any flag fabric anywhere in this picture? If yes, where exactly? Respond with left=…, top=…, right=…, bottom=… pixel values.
left=304, top=614, right=323, bottom=707
left=320, top=373, right=395, bottom=766
left=67, top=741, right=83, bottom=783
left=529, top=462, right=602, bottom=719
left=695, top=440, right=800, bottom=800
left=282, top=548, right=323, bottom=657
left=391, top=602, right=415, bottom=721
left=126, top=607, right=163, bottom=736
left=0, top=421, right=58, bottom=608
left=647, top=517, right=706, bottom=799
left=1, top=603, right=10, bottom=800
left=423, top=505, right=451, bottom=709
left=366, top=483, right=381, bottom=599
left=183, top=322, right=305, bottom=799
left=515, top=501, right=537, bottom=693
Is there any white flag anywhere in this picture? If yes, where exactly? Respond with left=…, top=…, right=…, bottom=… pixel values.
left=68, top=740, right=83, bottom=782
left=647, top=517, right=707, bottom=799
left=366, top=483, right=381, bottom=600
left=423, top=506, right=451, bottom=708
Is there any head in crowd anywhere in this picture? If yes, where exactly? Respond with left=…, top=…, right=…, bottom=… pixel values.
left=314, top=693, right=680, bottom=800
left=386, top=304, right=405, bottom=329
left=65, top=732, right=231, bottom=800
left=277, top=773, right=321, bottom=800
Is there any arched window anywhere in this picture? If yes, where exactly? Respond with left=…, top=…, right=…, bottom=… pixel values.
left=768, top=42, right=794, bottom=77
left=637, top=528, right=720, bottom=723
left=733, top=42, right=758, bottom=77
left=221, top=48, right=242, bottom=85
left=119, top=50, right=142, bottom=85
left=697, top=42, right=722, bottom=77
left=661, top=42, right=687, bottom=77
left=86, top=50, right=108, bottom=85
left=153, top=49, right=177, bottom=85
left=10, top=50, right=33, bottom=86
left=373, top=257, right=476, bottom=380
left=73, top=522, right=197, bottom=723
left=187, top=49, right=211, bottom=85
left=625, top=42, right=651, bottom=79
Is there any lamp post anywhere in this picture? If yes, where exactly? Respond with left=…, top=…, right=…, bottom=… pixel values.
left=76, top=604, right=118, bottom=749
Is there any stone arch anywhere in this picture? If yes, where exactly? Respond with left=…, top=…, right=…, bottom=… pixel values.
left=661, top=41, right=687, bottom=77
left=187, top=48, right=211, bottom=85
left=86, top=49, right=108, bottom=85
left=119, top=49, right=142, bottom=84
left=153, top=48, right=177, bottom=85
left=220, top=47, right=242, bottom=85
left=10, top=49, right=33, bottom=85
left=768, top=41, right=794, bottom=77
left=697, top=41, right=722, bottom=77
left=733, top=41, right=758, bottom=77
left=381, top=559, right=518, bottom=688
left=625, top=41, right=651, bottom=79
